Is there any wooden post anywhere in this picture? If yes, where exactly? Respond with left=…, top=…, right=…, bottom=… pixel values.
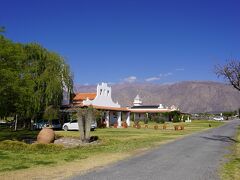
left=14, top=114, right=18, bottom=131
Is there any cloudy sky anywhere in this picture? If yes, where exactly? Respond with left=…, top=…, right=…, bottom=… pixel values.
left=1, top=0, right=240, bottom=85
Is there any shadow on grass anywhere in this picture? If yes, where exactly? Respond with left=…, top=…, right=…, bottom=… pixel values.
left=34, top=160, right=56, bottom=165
left=200, top=135, right=238, bottom=143
left=1, top=165, right=30, bottom=172
left=0, top=151, right=9, bottom=159
left=0, top=126, right=39, bottom=142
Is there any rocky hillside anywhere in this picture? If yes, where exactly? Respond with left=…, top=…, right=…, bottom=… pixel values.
left=74, top=81, right=240, bottom=113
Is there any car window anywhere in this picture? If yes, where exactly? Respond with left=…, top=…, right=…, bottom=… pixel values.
left=71, top=120, right=77, bottom=123
left=52, top=119, right=60, bottom=124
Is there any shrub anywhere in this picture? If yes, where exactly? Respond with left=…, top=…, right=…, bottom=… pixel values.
left=159, top=119, right=165, bottom=124
left=183, top=115, right=188, bottom=122
left=0, top=140, right=28, bottom=151
left=152, top=116, right=160, bottom=123
left=0, top=140, right=64, bottom=152
left=172, top=115, right=180, bottom=123
left=143, top=118, right=148, bottom=124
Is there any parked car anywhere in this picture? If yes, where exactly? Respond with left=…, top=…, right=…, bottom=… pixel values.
left=51, top=119, right=62, bottom=129
left=33, top=119, right=61, bottom=130
left=62, top=120, right=97, bottom=131
left=213, top=117, right=224, bottom=121
left=33, top=119, right=48, bottom=130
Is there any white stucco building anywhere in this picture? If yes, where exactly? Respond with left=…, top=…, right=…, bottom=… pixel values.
left=70, top=83, right=180, bottom=128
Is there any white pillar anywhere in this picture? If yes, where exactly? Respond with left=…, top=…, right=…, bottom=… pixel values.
left=117, top=112, right=121, bottom=127
left=105, top=111, right=110, bottom=128
left=126, top=112, right=130, bottom=126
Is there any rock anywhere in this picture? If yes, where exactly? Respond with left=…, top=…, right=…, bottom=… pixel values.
left=37, top=128, right=55, bottom=144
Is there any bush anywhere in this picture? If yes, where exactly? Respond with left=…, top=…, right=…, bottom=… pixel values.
left=143, top=118, right=148, bottom=124
left=159, top=119, right=165, bottom=124
left=152, top=117, right=160, bottom=123
left=183, top=115, right=188, bottom=122
left=0, top=140, right=64, bottom=152
left=172, top=115, right=180, bottom=123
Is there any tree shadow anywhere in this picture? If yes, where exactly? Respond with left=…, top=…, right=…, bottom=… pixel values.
left=0, top=126, right=38, bottom=142
left=200, top=135, right=238, bottom=143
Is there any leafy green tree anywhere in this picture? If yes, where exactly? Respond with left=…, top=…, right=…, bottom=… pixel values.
left=222, top=111, right=236, bottom=120
left=0, top=35, right=73, bottom=129
left=43, top=105, right=59, bottom=126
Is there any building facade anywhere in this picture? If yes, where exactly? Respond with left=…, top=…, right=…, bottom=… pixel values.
left=71, top=83, right=180, bottom=127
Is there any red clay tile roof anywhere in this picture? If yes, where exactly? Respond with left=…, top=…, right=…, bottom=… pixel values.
left=92, top=105, right=129, bottom=112
left=73, top=93, right=96, bottom=101
left=129, top=109, right=171, bottom=113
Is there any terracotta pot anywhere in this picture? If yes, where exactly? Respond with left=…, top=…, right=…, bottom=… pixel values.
left=122, top=122, right=128, bottom=128
left=174, top=125, right=179, bottom=131
left=37, top=128, right=55, bottom=144
left=180, top=125, right=184, bottom=130
left=163, top=125, right=167, bottom=130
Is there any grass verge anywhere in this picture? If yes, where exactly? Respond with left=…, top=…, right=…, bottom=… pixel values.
left=221, top=126, right=240, bottom=180
left=0, top=120, right=224, bottom=179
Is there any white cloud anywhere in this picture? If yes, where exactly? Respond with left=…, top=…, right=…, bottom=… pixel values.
left=145, top=72, right=173, bottom=82
left=123, top=76, right=137, bottom=83
left=145, top=76, right=161, bottom=82
left=164, top=72, right=173, bottom=76
left=107, top=82, right=115, bottom=85
left=159, top=72, right=173, bottom=77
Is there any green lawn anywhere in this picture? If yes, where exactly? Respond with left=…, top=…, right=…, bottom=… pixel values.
left=0, top=120, right=223, bottom=173
left=221, top=126, right=240, bottom=180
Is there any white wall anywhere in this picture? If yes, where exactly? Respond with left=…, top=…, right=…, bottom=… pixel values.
left=83, top=82, right=120, bottom=108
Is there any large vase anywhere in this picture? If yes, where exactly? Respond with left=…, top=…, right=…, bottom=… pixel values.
left=37, top=128, right=55, bottom=144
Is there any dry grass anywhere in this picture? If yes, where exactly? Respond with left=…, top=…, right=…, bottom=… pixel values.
left=221, top=126, right=240, bottom=180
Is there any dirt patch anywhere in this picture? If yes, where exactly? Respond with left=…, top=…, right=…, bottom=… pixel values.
left=54, top=137, right=99, bottom=148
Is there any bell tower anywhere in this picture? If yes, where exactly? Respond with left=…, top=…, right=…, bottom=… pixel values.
left=133, top=94, right=142, bottom=106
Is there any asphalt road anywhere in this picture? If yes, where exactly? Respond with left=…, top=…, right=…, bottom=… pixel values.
left=71, top=120, right=240, bottom=180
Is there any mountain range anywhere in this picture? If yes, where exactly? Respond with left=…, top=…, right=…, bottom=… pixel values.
left=74, top=81, right=240, bottom=113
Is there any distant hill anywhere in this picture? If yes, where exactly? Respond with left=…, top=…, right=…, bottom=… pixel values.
left=74, top=81, right=240, bottom=113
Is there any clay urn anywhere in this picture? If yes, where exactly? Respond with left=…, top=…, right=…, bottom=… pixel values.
left=122, top=122, right=128, bottom=128
left=37, top=128, right=55, bottom=144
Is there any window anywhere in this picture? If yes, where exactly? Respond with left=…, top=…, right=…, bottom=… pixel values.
left=100, top=89, right=102, bottom=95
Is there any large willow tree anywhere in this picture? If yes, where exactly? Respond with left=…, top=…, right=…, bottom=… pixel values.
left=0, top=35, right=73, bottom=128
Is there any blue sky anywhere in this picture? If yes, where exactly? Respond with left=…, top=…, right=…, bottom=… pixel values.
left=1, top=0, right=240, bottom=85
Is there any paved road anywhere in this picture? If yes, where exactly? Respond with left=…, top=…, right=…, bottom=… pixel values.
left=71, top=120, right=240, bottom=180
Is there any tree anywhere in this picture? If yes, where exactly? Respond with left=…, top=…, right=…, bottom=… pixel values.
left=43, top=105, right=59, bottom=126
left=215, top=60, right=240, bottom=91
left=0, top=35, right=73, bottom=129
